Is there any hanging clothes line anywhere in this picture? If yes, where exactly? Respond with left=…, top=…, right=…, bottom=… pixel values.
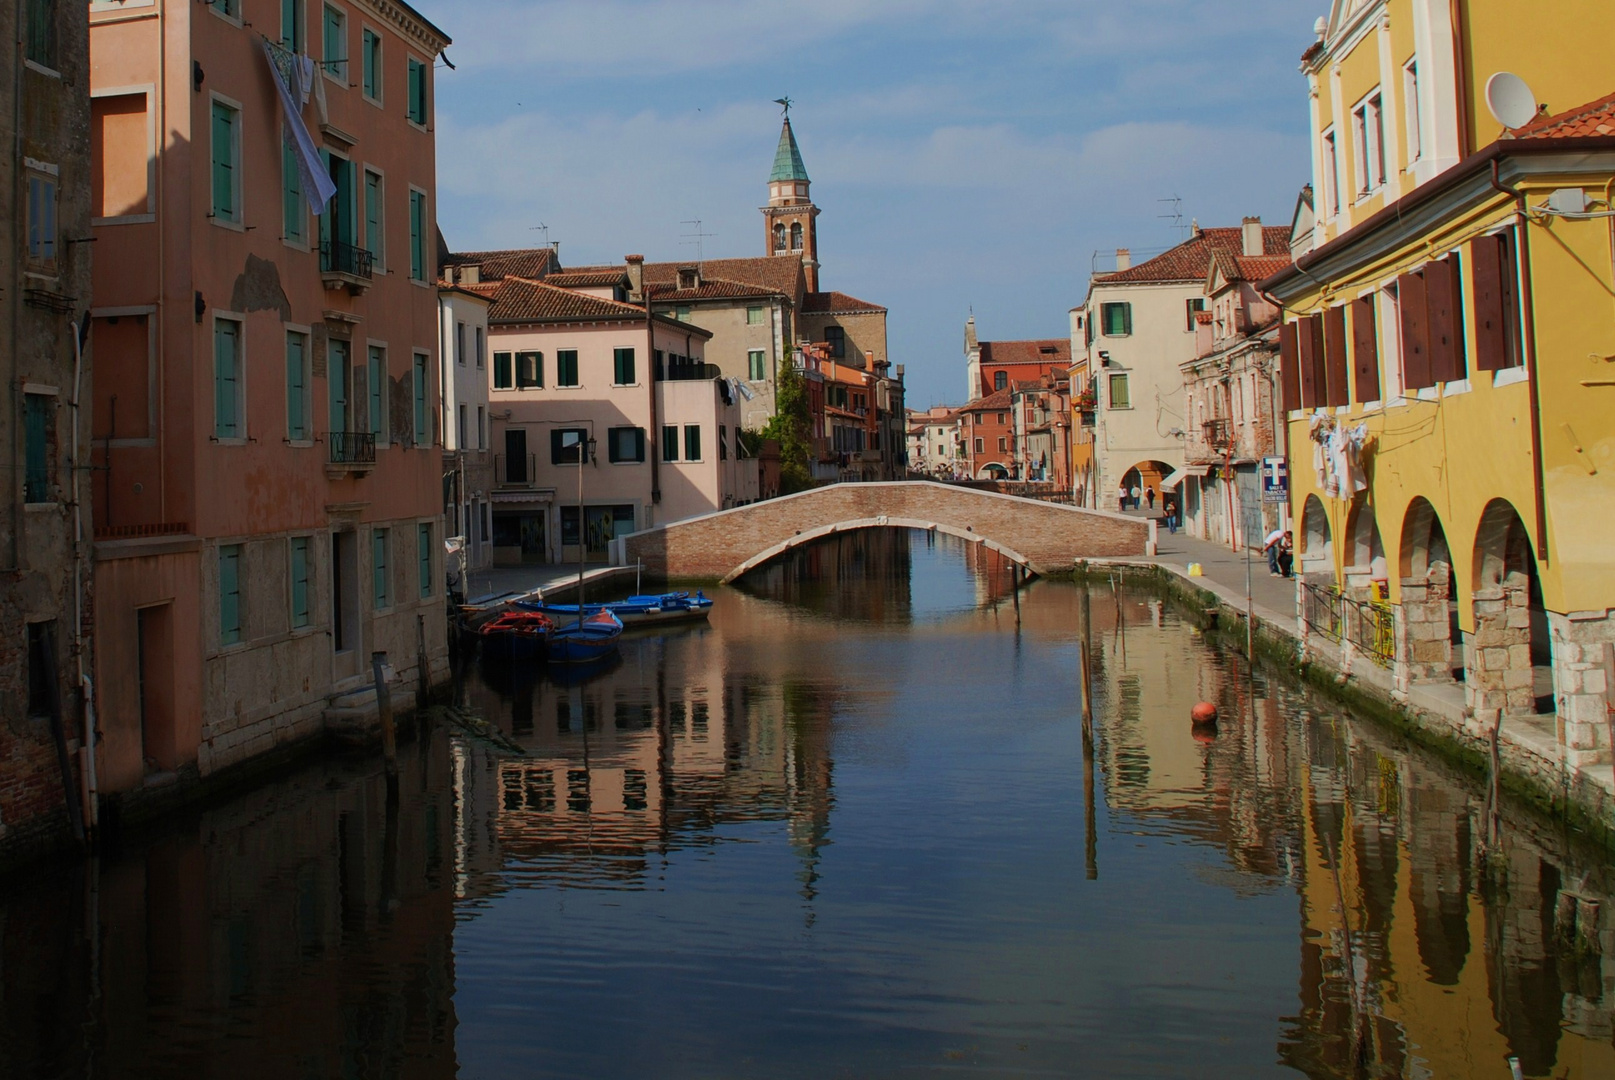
left=260, top=37, right=337, bottom=213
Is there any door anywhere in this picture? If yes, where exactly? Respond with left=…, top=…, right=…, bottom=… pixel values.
left=137, top=604, right=176, bottom=773
left=328, top=339, right=350, bottom=437
left=1236, top=466, right=1263, bottom=550
left=505, top=427, right=528, bottom=484
left=331, top=530, right=360, bottom=680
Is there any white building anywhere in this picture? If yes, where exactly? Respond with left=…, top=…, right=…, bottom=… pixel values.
left=438, top=275, right=495, bottom=581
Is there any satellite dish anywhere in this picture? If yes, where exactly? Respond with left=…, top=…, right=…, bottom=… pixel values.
left=1486, top=71, right=1538, bottom=130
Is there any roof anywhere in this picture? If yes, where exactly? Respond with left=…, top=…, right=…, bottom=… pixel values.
left=643, top=255, right=804, bottom=301
left=770, top=118, right=810, bottom=183
left=1210, top=249, right=1294, bottom=285
left=978, top=339, right=1071, bottom=367
left=477, top=277, right=710, bottom=335
left=1512, top=89, right=1615, bottom=139
left=647, top=277, right=782, bottom=302
left=1095, top=226, right=1290, bottom=285
left=802, top=290, right=886, bottom=315
left=950, top=388, right=1013, bottom=419
left=545, top=269, right=627, bottom=289
left=447, top=247, right=560, bottom=282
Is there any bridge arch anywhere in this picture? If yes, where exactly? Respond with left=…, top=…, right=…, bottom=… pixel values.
left=720, top=516, right=1036, bottom=584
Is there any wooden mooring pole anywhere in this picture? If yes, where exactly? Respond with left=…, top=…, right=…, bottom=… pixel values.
left=372, top=650, right=398, bottom=781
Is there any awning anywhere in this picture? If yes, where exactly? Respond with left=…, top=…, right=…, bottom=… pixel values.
left=1161, top=464, right=1210, bottom=489
left=489, top=489, right=555, bottom=504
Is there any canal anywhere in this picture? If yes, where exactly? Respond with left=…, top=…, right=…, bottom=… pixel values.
left=1, top=529, right=1610, bottom=1078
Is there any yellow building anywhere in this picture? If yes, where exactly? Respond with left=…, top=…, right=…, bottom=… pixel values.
left=1262, top=1, right=1615, bottom=768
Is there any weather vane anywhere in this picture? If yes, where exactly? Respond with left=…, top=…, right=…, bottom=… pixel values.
left=774, top=96, right=792, bottom=117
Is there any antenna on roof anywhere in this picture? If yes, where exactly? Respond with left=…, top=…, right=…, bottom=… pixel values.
left=1157, top=196, right=1188, bottom=240
left=680, top=218, right=716, bottom=263
left=528, top=222, right=552, bottom=249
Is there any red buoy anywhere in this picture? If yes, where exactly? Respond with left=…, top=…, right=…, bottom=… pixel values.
left=1191, top=702, right=1218, bottom=726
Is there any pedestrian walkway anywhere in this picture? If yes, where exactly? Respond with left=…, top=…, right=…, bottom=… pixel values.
left=1150, top=528, right=1298, bottom=619
left=460, top=562, right=639, bottom=603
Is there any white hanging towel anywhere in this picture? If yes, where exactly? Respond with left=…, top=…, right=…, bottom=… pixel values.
left=262, top=40, right=337, bottom=214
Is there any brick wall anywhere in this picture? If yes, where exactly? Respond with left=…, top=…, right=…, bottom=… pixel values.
left=625, top=481, right=1150, bottom=579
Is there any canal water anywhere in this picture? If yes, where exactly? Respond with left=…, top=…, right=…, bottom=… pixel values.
left=1, top=529, right=1611, bottom=1078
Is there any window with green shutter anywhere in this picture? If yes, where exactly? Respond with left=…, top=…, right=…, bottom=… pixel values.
left=215, top=318, right=241, bottom=438
left=361, top=28, right=381, bottom=101
left=613, top=348, right=635, bottom=385
left=220, top=544, right=242, bottom=645
left=409, top=189, right=425, bottom=281
left=684, top=425, right=701, bottom=461
left=23, top=393, right=49, bottom=503
left=662, top=426, right=679, bottom=462
left=372, top=528, right=389, bottom=609
left=412, top=352, right=428, bottom=445
left=418, top=523, right=432, bottom=597
left=1102, top=301, right=1132, bottom=337
left=363, top=169, right=382, bottom=264
left=26, top=0, right=58, bottom=67
left=322, top=4, right=346, bottom=81
left=282, top=141, right=306, bottom=244
left=746, top=305, right=764, bottom=325
left=211, top=100, right=238, bottom=223
left=290, top=537, right=310, bottom=627
left=557, top=350, right=579, bottom=387
left=493, top=351, right=513, bottom=389
left=327, top=338, right=349, bottom=434
left=280, top=0, right=304, bottom=52
left=406, top=57, right=427, bottom=125
left=550, top=427, right=587, bottom=465
left=748, top=349, right=766, bottom=381
left=607, top=426, right=644, bottom=463
left=286, top=331, right=308, bottom=439
left=368, top=345, right=386, bottom=441
left=516, top=351, right=542, bottom=388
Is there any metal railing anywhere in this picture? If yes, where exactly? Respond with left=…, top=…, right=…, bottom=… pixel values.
left=327, top=430, right=376, bottom=465
left=1303, top=581, right=1395, bottom=667
left=320, top=239, right=374, bottom=280
left=1203, top=417, right=1232, bottom=450
left=661, top=359, right=717, bottom=381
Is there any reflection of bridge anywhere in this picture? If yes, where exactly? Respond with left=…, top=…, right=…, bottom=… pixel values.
left=615, top=481, right=1154, bottom=581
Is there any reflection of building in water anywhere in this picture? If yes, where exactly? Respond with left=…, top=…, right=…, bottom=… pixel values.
left=0, top=740, right=459, bottom=1079
left=737, top=527, right=916, bottom=622
left=453, top=629, right=835, bottom=905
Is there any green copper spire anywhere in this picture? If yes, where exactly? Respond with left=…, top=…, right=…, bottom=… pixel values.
left=769, top=118, right=810, bottom=183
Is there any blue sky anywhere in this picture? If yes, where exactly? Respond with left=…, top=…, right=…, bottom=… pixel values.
left=423, top=0, right=1318, bottom=409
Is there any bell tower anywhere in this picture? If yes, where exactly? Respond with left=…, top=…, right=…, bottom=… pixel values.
left=762, top=106, right=821, bottom=292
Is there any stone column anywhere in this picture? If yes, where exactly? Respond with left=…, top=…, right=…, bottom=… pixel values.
left=1465, top=575, right=1533, bottom=732
left=1549, top=609, right=1615, bottom=771
left=1399, top=561, right=1454, bottom=686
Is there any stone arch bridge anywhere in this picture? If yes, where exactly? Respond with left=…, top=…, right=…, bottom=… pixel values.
left=613, top=482, right=1155, bottom=582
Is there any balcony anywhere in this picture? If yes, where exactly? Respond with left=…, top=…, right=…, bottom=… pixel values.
left=1202, top=417, right=1232, bottom=452
left=661, top=358, right=719, bottom=381
left=326, top=430, right=376, bottom=475
left=495, top=452, right=538, bottom=489
left=320, top=240, right=375, bottom=295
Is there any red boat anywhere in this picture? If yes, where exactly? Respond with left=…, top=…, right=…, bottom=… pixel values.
left=475, top=609, right=554, bottom=661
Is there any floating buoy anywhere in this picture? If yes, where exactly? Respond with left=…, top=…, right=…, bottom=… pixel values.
left=1191, top=701, right=1218, bottom=726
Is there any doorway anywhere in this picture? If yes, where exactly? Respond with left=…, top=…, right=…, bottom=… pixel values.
left=137, top=603, right=176, bottom=773
left=331, top=530, right=360, bottom=680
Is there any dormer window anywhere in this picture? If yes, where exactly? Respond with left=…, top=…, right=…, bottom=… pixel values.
left=678, top=267, right=699, bottom=290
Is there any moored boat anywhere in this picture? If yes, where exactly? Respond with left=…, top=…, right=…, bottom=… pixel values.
left=546, top=609, right=624, bottom=664
left=475, top=609, right=554, bottom=661
left=520, top=590, right=713, bottom=628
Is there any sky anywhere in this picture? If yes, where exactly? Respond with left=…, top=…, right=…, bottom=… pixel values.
left=422, top=0, right=1318, bottom=409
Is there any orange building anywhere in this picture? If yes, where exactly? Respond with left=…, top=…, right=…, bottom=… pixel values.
left=88, top=0, right=452, bottom=801
left=955, top=388, right=1015, bottom=479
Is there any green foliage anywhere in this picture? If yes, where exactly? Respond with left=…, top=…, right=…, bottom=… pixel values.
left=760, top=353, right=814, bottom=493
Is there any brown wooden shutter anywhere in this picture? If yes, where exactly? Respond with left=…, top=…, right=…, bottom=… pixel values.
left=1425, top=255, right=1466, bottom=383
left=1324, top=305, right=1349, bottom=407
left=1471, top=233, right=1506, bottom=372
left=1309, top=315, right=1328, bottom=408
left=1279, top=320, right=1300, bottom=414
left=1297, top=313, right=1319, bottom=407
left=1399, top=271, right=1431, bottom=390
left=1499, top=229, right=1522, bottom=369
left=1351, top=296, right=1380, bottom=402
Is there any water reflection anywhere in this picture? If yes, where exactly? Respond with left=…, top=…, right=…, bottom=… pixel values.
left=1, top=529, right=1611, bottom=1078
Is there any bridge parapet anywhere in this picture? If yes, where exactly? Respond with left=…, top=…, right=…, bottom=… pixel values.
left=614, top=481, right=1153, bottom=581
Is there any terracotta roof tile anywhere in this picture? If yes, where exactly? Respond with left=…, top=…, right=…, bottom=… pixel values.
left=482, top=278, right=662, bottom=326
left=647, top=277, right=782, bottom=302
left=978, top=339, right=1071, bottom=367
left=447, top=247, right=560, bottom=282
left=1096, top=226, right=1290, bottom=284
left=802, top=290, right=886, bottom=314
left=642, top=255, right=804, bottom=301
left=1513, top=90, right=1615, bottom=139
left=545, top=269, right=627, bottom=289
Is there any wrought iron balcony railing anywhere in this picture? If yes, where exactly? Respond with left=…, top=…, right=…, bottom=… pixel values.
left=327, top=430, right=376, bottom=466
left=320, top=240, right=374, bottom=281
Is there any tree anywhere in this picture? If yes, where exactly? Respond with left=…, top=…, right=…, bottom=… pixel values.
left=759, top=350, right=814, bottom=494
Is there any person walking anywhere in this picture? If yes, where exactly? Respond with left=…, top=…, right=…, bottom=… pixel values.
left=1130, top=484, right=1142, bottom=510
left=1262, top=527, right=1285, bottom=576
left=1163, top=496, right=1178, bottom=534
left=1145, top=486, right=1156, bottom=510
left=1117, top=484, right=1128, bottom=512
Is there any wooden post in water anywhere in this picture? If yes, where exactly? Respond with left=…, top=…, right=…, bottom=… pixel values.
left=1080, top=584, right=1096, bottom=879
left=372, top=650, right=398, bottom=780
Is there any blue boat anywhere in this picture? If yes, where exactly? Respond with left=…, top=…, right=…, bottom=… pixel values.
left=546, top=609, right=624, bottom=664
left=521, top=590, right=713, bottom=628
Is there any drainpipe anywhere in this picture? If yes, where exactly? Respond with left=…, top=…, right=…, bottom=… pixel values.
left=1450, top=0, right=1472, bottom=159
left=1489, top=161, right=1549, bottom=566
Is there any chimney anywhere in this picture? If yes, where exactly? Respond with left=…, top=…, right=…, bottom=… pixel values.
left=625, top=254, right=644, bottom=302
left=1242, top=216, right=1263, bottom=257
left=1115, top=248, right=1131, bottom=271
left=460, top=264, right=480, bottom=285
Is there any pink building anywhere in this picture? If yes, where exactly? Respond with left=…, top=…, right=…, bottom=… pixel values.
left=88, top=0, right=452, bottom=799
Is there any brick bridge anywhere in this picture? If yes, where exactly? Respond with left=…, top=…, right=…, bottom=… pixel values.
left=613, top=481, right=1155, bottom=582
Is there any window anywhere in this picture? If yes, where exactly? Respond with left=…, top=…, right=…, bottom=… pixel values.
left=551, top=427, right=587, bottom=465
left=372, top=527, right=389, bottom=609
left=517, top=351, right=542, bottom=388
left=613, top=347, right=635, bottom=385
left=290, top=537, right=311, bottom=628
left=409, top=188, right=426, bottom=281
left=825, top=325, right=845, bottom=358
left=998, top=437, right=1007, bottom=452
left=556, top=350, right=579, bottom=387
left=282, top=141, right=306, bottom=244
left=214, top=0, right=241, bottom=18
left=475, top=327, right=485, bottom=369
left=1352, top=93, right=1385, bottom=195
left=748, top=349, right=766, bottom=381
left=773, top=222, right=786, bottom=251
left=1471, top=229, right=1523, bottom=372
left=1321, top=128, right=1340, bottom=216
left=684, top=425, right=702, bottom=461
left=476, top=406, right=485, bottom=449
left=1185, top=296, right=1206, bottom=331
left=412, top=351, right=428, bottom=445
left=214, top=317, right=243, bottom=439
left=280, top=0, right=305, bottom=52
left=608, top=426, right=645, bottom=463
left=26, top=622, right=53, bottom=718
left=493, top=351, right=513, bottom=389
left=25, top=171, right=56, bottom=270
left=328, top=338, right=350, bottom=433
left=674, top=305, right=691, bottom=321
left=1108, top=372, right=1131, bottom=409
left=25, top=0, right=56, bottom=68
left=457, top=404, right=466, bottom=448
left=363, top=168, right=382, bottom=264
left=92, top=94, right=150, bottom=221
left=210, top=99, right=240, bottom=224
left=455, top=321, right=465, bottom=365
left=361, top=28, right=381, bottom=102
left=662, top=425, right=679, bottom=462
left=406, top=57, right=427, bottom=125
left=994, top=371, right=1007, bottom=391
left=973, top=438, right=984, bottom=454
left=719, top=424, right=728, bottom=460
left=318, top=150, right=356, bottom=264
left=997, top=412, right=1006, bottom=424
left=418, top=523, right=433, bottom=598
left=322, top=4, right=346, bottom=82
left=286, top=331, right=309, bottom=440
left=367, top=345, right=386, bottom=442
left=746, top=305, right=764, bottom=326
left=1404, top=60, right=1421, bottom=165
left=505, top=428, right=528, bottom=481
left=219, top=544, right=242, bottom=645
left=790, top=222, right=803, bottom=250
left=1101, top=302, right=1132, bottom=336
left=23, top=393, right=50, bottom=503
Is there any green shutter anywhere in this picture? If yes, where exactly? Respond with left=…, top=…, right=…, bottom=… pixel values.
left=368, top=346, right=384, bottom=437
left=413, top=353, right=427, bottom=444
left=418, top=524, right=432, bottom=597
left=282, top=141, right=303, bottom=242
left=328, top=339, right=348, bottom=434
left=1122, top=303, right=1132, bottom=335
left=364, top=170, right=380, bottom=259
left=290, top=537, right=309, bottom=627
left=362, top=29, right=378, bottom=98
left=493, top=351, right=512, bottom=389
left=685, top=425, right=701, bottom=461
left=372, top=529, right=388, bottom=608
left=663, top=425, right=678, bottom=462
left=407, top=59, right=425, bottom=123
left=286, top=333, right=306, bottom=439
left=614, top=348, right=634, bottom=385
left=409, top=191, right=424, bottom=280
left=211, top=102, right=235, bottom=221
left=22, top=394, right=48, bottom=502
left=323, top=5, right=343, bottom=78
left=281, top=0, right=301, bottom=51
left=220, top=546, right=241, bottom=644
left=214, top=320, right=238, bottom=438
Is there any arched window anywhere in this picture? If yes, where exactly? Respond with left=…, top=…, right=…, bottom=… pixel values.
left=773, top=223, right=786, bottom=251
left=790, top=222, right=803, bottom=250
left=994, top=370, right=1007, bottom=391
